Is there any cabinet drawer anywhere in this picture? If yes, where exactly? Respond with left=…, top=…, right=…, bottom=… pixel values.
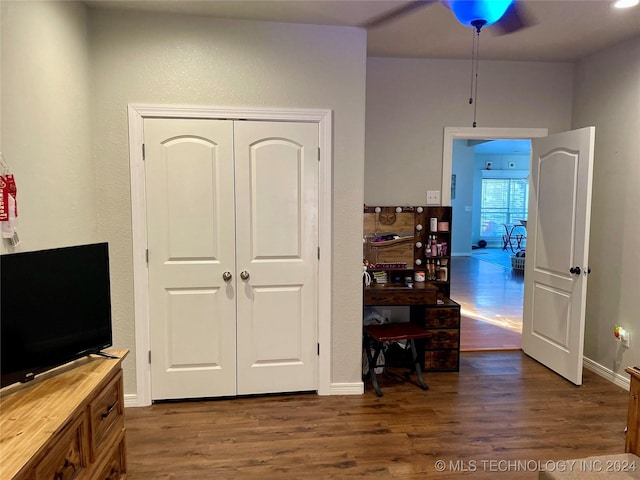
left=364, top=291, right=436, bottom=305
left=425, top=349, right=459, bottom=371
left=425, top=307, right=460, bottom=328
left=91, top=434, right=126, bottom=480
left=89, top=371, right=123, bottom=461
left=428, top=329, right=459, bottom=349
left=34, top=415, right=87, bottom=480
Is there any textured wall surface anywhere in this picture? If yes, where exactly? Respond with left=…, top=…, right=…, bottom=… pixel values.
left=364, top=57, right=574, bottom=206
left=88, top=8, right=367, bottom=394
left=1, top=1, right=97, bottom=255
left=572, top=36, right=640, bottom=376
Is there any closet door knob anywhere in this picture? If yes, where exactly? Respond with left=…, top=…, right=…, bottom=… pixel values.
left=240, top=271, right=250, bottom=280
left=222, top=272, right=232, bottom=281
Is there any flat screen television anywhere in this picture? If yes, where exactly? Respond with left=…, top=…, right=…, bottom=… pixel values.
left=1, top=242, right=113, bottom=388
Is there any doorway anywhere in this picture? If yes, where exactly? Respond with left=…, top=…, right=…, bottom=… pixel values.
left=442, top=127, right=548, bottom=350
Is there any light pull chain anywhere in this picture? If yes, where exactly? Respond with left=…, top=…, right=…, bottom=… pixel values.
left=472, top=27, right=481, bottom=128
left=469, top=27, right=476, bottom=105
left=468, top=20, right=486, bottom=128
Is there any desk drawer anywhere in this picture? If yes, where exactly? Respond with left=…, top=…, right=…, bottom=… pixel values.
left=89, top=371, right=123, bottom=461
left=425, top=307, right=460, bottom=328
left=364, top=290, right=437, bottom=305
left=91, top=433, right=126, bottom=480
left=34, top=415, right=87, bottom=480
left=425, top=350, right=459, bottom=371
left=428, top=329, right=459, bottom=349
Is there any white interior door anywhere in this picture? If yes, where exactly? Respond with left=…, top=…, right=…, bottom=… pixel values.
left=145, top=118, right=318, bottom=400
left=522, top=126, right=595, bottom=385
left=234, top=121, right=319, bottom=395
left=145, top=118, right=237, bottom=400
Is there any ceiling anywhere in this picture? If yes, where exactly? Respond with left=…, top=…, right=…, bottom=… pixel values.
left=472, top=139, right=531, bottom=155
left=87, top=0, right=640, bottom=62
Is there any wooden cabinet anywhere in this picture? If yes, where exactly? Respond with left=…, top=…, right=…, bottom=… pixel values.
left=363, top=205, right=452, bottom=298
left=423, top=298, right=460, bottom=371
left=0, top=350, right=128, bottom=480
left=626, top=366, right=640, bottom=454
left=364, top=285, right=460, bottom=372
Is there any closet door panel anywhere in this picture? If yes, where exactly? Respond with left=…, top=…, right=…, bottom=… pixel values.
left=234, top=121, right=319, bottom=395
left=145, top=118, right=237, bottom=400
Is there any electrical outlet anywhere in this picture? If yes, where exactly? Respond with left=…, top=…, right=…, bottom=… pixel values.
left=426, top=190, right=440, bottom=205
left=486, top=161, right=492, bottom=169
left=382, top=309, right=391, bottom=321
left=615, top=326, right=631, bottom=348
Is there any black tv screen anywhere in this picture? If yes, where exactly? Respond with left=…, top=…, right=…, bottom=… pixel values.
left=1, top=242, right=113, bottom=388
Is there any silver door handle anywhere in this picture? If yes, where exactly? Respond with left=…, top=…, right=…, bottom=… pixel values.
left=222, top=271, right=232, bottom=282
left=240, top=271, right=250, bottom=280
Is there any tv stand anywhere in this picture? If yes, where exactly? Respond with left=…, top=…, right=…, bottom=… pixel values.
left=0, top=349, right=128, bottom=480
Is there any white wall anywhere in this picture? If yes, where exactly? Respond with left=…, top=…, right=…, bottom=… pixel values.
left=572, top=35, right=640, bottom=377
left=365, top=58, right=574, bottom=206
left=1, top=1, right=97, bottom=255
left=87, top=8, right=368, bottom=394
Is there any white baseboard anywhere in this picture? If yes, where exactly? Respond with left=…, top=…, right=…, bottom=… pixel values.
left=124, top=393, right=146, bottom=408
left=329, top=382, right=364, bottom=395
left=124, top=383, right=364, bottom=407
left=583, top=356, right=630, bottom=391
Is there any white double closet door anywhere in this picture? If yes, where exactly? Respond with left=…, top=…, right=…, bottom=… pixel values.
left=144, top=118, right=319, bottom=400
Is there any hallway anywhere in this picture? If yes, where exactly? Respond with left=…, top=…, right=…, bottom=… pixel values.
left=450, top=249, right=524, bottom=351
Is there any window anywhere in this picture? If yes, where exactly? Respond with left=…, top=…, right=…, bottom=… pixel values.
left=480, top=177, right=528, bottom=240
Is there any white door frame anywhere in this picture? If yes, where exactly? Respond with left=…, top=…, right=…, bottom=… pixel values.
left=441, top=127, right=548, bottom=205
left=128, top=104, right=333, bottom=406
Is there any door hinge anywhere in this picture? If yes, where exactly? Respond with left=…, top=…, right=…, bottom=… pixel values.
left=317, top=147, right=320, bottom=162
left=317, top=247, right=320, bottom=260
left=142, top=144, right=146, bottom=160
left=317, top=343, right=320, bottom=356
left=148, top=350, right=151, bottom=363
left=146, top=249, right=149, bottom=264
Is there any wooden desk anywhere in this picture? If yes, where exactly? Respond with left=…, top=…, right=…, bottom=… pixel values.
left=364, top=284, right=460, bottom=372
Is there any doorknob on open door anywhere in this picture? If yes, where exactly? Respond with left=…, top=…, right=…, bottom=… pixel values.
left=569, top=266, right=581, bottom=275
left=240, top=271, right=250, bottom=280
left=222, top=271, right=232, bottom=281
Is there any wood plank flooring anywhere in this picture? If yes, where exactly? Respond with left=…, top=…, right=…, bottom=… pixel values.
left=125, top=351, right=629, bottom=479
left=451, top=251, right=524, bottom=351
left=460, top=316, right=521, bottom=351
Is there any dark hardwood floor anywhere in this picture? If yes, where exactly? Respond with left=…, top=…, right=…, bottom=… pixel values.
left=125, top=249, right=623, bottom=479
left=125, top=351, right=629, bottom=479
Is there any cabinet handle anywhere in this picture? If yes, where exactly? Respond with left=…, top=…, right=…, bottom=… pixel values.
left=104, top=466, right=120, bottom=480
left=101, top=401, right=118, bottom=419
left=54, top=458, right=76, bottom=480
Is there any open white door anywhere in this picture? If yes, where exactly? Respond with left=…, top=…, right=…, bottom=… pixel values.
left=522, top=127, right=595, bottom=385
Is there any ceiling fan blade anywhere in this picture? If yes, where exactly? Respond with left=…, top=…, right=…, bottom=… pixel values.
left=362, top=0, right=438, bottom=29
left=493, top=2, right=535, bottom=35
